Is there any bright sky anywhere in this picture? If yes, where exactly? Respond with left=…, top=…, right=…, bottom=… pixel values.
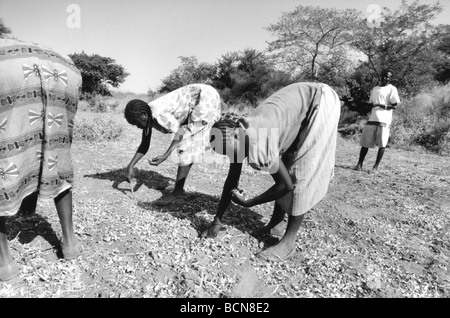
left=1, top=0, right=448, bottom=94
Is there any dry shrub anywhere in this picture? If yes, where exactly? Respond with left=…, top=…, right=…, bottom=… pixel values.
left=413, top=118, right=450, bottom=153
left=222, top=101, right=251, bottom=116
left=77, top=100, right=90, bottom=112
left=87, top=96, right=120, bottom=113
left=438, top=131, right=450, bottom=156
left=390, top=84, right=450, bottom=155
left=389, top=125, right=415, bottom=149
left=73, top=112, right=124, bottom=142
left=80, top=92, right=149, bottom=114
left=338, top=122, right=365, bottom=140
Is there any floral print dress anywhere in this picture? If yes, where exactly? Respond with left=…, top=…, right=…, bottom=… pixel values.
left=149, top=84, right=221, bottom=166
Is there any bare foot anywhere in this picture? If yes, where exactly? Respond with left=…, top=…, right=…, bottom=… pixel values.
left=0, top=255, right=14, bottom=268
left=164, top=183, right=175, bottom=191
left=0, top=259, right=19, bottom=282
left=353, top=165, right=362, bottom=171
left=201, top=223, right=222, bottom=238
left=257, top=243, right=296, bottom=262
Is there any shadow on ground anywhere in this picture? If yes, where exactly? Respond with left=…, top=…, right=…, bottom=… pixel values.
left=7, top=213, right=64, bottom=258
left=335, top=164, right=357, bottom=171
left=84, top=168, right=174, bottom=192
left=84, top=168, right=270, bottom=240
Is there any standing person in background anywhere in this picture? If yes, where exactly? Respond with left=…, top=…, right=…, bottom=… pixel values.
left=354, top=70, right=401, bottom=173
left=124, top=84, right=221, bottom=205
left=203, top=82, right=341, bottom=262
left=0, top=37, right=82, bottom=282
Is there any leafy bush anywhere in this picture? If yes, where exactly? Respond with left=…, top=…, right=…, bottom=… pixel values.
left=157, top=50, right=295, bottom=107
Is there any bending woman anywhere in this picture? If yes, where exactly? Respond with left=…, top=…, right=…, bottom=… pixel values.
left=124, top=84, right=221, bottom=205
left=0, top=38, right=82, bottom=281
left=205, top=82, right=341, bottom=262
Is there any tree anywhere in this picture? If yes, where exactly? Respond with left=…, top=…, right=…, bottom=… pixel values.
left=215, top=49, right=285, bottom=105
left=158, top=50, right=293, bottom=106
left=0, top=19, right=11, bottom=37
left=351, top=0, right=449, bottom=94
left=266, top=6, right=361, bottom=82
left=158, top=56, right=215, bottom=93
left=68, top=51, right=129, bottom=96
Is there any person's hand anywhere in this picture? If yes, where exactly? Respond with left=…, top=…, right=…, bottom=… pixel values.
left=231, top=188, right=250, bottom=207
left=345, top=97, right=355, bottom=108
left=201, top=222, right=222, bottom=238
left=126, top=167, right=134, bottom=183
left=149, top=154, right=168, bottom=166
left=341, top=95, right=353, bottom=103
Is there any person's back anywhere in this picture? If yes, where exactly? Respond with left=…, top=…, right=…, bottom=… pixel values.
left=0, top=38, right=82, bottom=281
left=0, top=38, right=81, bottom=214
left=241, top=82, right=340, bottom=173
left=204, top=82, right=341, bottom=262
left=149, top=84, right=221, bottom=134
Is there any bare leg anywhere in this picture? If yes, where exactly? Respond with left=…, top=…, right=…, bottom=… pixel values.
left=0, top=216, right=18, bottom=281
left=172, top=164, right=192, bottom=196
left=1, top=192, right=38, bottom=265
left=18, top=192, right=38, bottom=217
left=251, top=202, right=285, bottom=237
left=0, top=217, right=13, bottom=268
left=354, top=147, right=368, bottom=171
left=372, top=147, right=385, bottom=171
left=154, top=164, right=192, bottom=206
left=254, top=155, right=292, bottom=238
left=54, top=189, right=78, bottom=248
left=258, top=214, right=305, bottom=261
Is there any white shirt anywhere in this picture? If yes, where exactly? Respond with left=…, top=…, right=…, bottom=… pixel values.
left=368, top=84, right=401, bottom=125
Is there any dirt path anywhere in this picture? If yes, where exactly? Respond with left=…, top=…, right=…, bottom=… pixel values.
left=1, top=117, right=449, bottom=298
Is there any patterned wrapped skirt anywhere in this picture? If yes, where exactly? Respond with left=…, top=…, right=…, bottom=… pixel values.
left=0, top=38, right=81, bottom=216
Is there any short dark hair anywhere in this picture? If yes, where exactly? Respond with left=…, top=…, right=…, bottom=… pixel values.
left=124, top=99, right=151, bottom=125
left=381, top=69, right=393, bottom=76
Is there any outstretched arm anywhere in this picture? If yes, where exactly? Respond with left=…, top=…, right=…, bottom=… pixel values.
left=127, top=128, right=152, bottom=182
left=205, top=162, right=243, bottom=238
left=373, top=103, right=397, bottom=110
left=231, top=159, right=294, bottom=207
left=341, top=96, right=375, bottom=110
left=149, top=127, right=185, bottom=166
